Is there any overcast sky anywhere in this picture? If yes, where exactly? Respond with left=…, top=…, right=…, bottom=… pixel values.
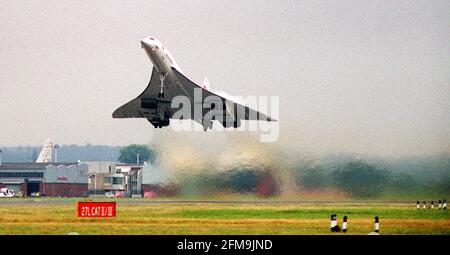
left=0, top=0, right=449, bottom=157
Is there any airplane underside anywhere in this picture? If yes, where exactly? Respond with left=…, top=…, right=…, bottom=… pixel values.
left=112, top=36, right=275, bottom=131
left=141, top=97, right=241, bottom=131
left=140, top=97, right=171, bottom=128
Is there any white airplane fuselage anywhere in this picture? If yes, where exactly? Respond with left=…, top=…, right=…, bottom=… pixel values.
left=140, top=36, right=183, bottom=82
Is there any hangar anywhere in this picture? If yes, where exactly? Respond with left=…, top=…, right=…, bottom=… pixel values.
left=0, top=162, right=88, bottom=197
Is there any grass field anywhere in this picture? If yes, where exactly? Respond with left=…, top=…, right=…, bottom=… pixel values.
left=0, top=199, right=449, bottom=235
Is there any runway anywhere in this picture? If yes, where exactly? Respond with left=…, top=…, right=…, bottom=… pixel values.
left=0, top=199, right=411, bottom=205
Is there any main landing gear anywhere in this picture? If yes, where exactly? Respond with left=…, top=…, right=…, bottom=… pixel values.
left=203, top=120, right=213, bottom=131
left=202, top=116, right=213, bottom=131
left=151, top=118, right=169, bottom=128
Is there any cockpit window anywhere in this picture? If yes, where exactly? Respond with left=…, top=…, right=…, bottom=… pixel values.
left=149, top=37, right=155, bottom=40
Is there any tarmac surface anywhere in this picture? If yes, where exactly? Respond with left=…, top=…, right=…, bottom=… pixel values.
left=0, top=199, right=411, bottom=205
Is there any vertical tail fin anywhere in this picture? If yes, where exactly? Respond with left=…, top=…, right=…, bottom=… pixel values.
left=202, top=77, right=210, bottom=90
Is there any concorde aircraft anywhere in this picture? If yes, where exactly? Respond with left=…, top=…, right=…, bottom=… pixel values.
left=112, top=36, right=275, bottom=131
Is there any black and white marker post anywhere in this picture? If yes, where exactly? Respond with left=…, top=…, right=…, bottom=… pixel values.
left=423, top=201, right=427, bottom=209
left=438, top=200, right=442, bottom=209
left=444, top=199, right=447, bottom=210
left=374, top=216, right=380, bottom=233
left=431, top=201, right=434, bottom=209
left=416, top=201, right=420, bottom=209
left=342, top=216, right=348, bottom=233
left=330, top=214, right=337, bottom=232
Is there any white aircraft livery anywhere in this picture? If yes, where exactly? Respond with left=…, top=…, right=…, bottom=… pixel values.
left=112, top=36, right=275, bottom=131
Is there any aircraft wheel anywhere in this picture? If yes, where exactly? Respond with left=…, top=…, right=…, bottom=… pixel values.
left=203, top=119, right=212, bottom=131
left=233, top=119, right=240, bottom=128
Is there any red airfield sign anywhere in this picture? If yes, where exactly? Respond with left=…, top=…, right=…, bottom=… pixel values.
left=77, top=201, right=116, bottom=217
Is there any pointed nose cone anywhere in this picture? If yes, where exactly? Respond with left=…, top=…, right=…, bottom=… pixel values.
left=140, top=38, right=152, bottom=49
left=141, top=36, right=160, bottom=50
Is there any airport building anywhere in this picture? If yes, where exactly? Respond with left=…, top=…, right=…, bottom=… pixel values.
left=0, top=162, right=89, bottom=197
left=86, top=162, right=143, bottom=197
left=86, top=162, right=168, bottom=197
left=0, top=160, right=167, bottom=198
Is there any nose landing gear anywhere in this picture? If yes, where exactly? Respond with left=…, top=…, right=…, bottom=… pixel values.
left=158, top=73, right=167, bottom=98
